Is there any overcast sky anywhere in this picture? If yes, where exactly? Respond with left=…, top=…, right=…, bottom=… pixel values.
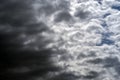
left=0, top=0, right=120, bottom=80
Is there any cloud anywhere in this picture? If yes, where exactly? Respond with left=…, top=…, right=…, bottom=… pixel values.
left=0, top=0, right=58, bottom=80
left=54, top=11, right=72, bottom=22
left=74, top=9, right=90, bottom=20
left=1, top=0, right=120, bottom=80
left=33, top=0, right=70, bottom=17
left=49, top=0, right=120, bottom=80
left=0, top=0, right=35, bottom=27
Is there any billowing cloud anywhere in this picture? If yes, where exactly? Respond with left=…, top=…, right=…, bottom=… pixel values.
left=1, top=0, right=120, bottom=80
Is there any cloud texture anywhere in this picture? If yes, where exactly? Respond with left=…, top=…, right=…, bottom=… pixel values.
left=0, top=0, right=120, bottom=80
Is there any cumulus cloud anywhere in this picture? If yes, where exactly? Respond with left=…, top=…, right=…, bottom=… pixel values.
left=1, top=0, right=120, bottom=80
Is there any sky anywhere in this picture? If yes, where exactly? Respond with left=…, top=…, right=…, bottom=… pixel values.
left=0, top=0, right=120, bottom=80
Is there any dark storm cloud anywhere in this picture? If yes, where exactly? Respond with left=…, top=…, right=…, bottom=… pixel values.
left=0, top=0, right=59, bottom=80
left=0, top=0, right=35, bottom=27
left=74, top=9, right=90, bottom=20
left=0, top=49, right=59, bottom=80
left=54, top=11, right=72, bottom=22
left=49, top=73, right=80, bottom=80
left=0, top=0, right=73, bottom=80
left=25, top=22, right=48, bottom=34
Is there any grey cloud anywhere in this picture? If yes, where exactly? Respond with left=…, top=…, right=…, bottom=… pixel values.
left=36, top=0, right=55, bottom=16
left=0, top=0, right=35, bottom=27
left=48, top=73, right=80, bottom=80
left=25, top=22, right=48, bottom=34
left=74, top=9, right=90, bottom=19
left=48, top=71, right=99, bottom=80
left=86, top=57, right=120, bottom=68
left=36, top=0, right=70, bottom=16
left=56, top=0, right=70, bottom=11
left=114, top=65, right=120, bottom=75
left=103, top=57, right=120, bottom=67
left=38, top=4, right=55, bottom=16
left=54, top=11, right=72, bottom=22
left=86, top=58, right=103, bottom=64
left=103, top=57, right=120, bottom=76
left=82, top=71, right=99, bottom=79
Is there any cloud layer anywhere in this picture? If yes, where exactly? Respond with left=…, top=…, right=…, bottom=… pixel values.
left=0, top=0, right=120, bottom=80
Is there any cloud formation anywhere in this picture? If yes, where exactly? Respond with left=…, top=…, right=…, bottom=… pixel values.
left=0, top=0, right=120, bottom=80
